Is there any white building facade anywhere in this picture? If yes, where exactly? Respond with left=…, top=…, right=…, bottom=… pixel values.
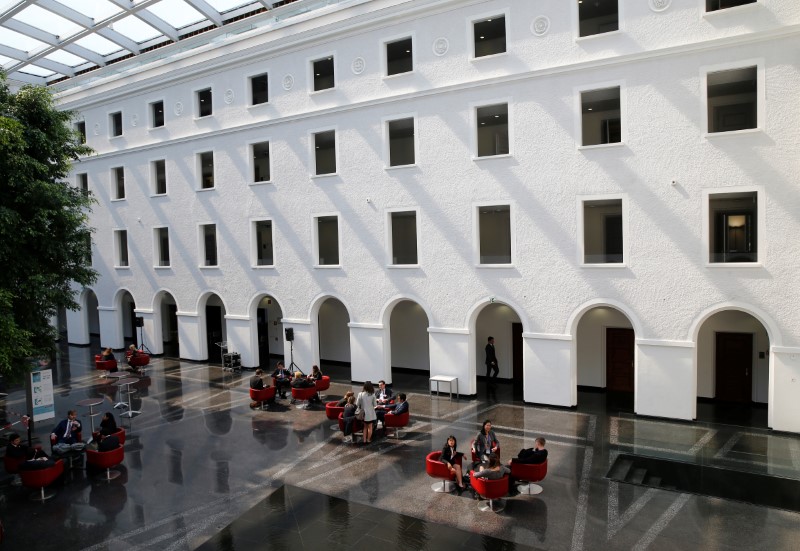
left=57, top=0, right=800, bottom=432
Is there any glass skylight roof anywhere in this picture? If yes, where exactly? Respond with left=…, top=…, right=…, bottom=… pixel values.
left=0, top=0, right=333, bottom=86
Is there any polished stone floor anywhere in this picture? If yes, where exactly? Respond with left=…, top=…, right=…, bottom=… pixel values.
left=1, top=341, right=799, bottom=550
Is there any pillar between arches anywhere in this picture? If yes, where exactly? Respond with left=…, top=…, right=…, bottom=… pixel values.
left=176, top=311, right=203, bottom=361
left=225, top=315, right=254, bottom=368
left=66, top=308, right=89, bottom=346
left=98, top=306, right=122, bottom=349
left=349, top=323, right=384, bottom=384
left=428, top=328, right=472, bottom=395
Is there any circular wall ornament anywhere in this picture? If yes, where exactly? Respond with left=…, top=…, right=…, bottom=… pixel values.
left=224, top=89, right=235, bottom=104
left=351, top=57, right=365, bottom=75
left=282, top=74, right=294, bottom=90
left=649, top=0, right=671, bottom=12
left=531, top=16, right=550, bottom=36
left=174, top=101, right=184, bottom=116
left=432, top=37, right=449, bottom=57
left=131, top=114, right=138, bottom=127
left=93, top=123, right=100, bottom=136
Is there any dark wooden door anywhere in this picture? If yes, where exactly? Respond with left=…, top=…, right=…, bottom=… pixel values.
left=715, top=332, right=753, bottom=402
left=512, top=322, right=523, bottom=381
left=257, top=307, right=270, bottom=368
left=206, top=305, right=223, bottom=364
left=606, top=328, right=634, bottom=392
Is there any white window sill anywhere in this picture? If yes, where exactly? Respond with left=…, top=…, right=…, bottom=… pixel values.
left=148, top=126, right=165, bottom=132
left=470, top=51, right=508, bottom=63
left=703, top=3, right=760, bottom=18
left=250, top=180, right=273, bottom=186
left=387, top=264, right=419, bottom=269
left=581, top=263, right=627, bottom=268
left=154, top=265, right=171, bottom=270
left=150, top=193, right=168, bottom=198
left=199, top=265, right=219, bottom=270
left=311, top=172, right=338, bottom=179
left=197, top=187, right=216, bottom=192
left=193, top=115, right=213, bottom=122
left=473, top=153, right=513, bottom=161
left=114, top=265, right=130, bottom=270
left=251, top=264, right=275, bottom=269
left=310, top=87, right=336, bottom=95
left=385, top=163, right=417, bottom=170
left=110, top=198, right=126, bottom=202
left=576, top=29, right=622, bottom=43
left=247, top=102, right=270, bottom=109
left=109, top=135, right=123, bottom=141
left=314, top=264, right=341, bottom=269
left=706, top=262, right=762, bottom=268
left=578, top=142, right=624, bottom=151
left=703, top=128, right=762, bottom=139
left=383, top=71, right=414, bottom=80
left=477, top=263, right=514, bottom=268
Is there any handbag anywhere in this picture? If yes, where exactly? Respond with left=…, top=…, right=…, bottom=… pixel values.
left=354, top=394, right=365, bottom=420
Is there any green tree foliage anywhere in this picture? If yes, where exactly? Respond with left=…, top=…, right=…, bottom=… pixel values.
left=0, top=73, right=96, bottom=380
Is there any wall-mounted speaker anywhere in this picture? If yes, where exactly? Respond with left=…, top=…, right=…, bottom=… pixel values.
left=135, top=316, right=144, bottom=327
left=285, top=327, right=294, bottom=341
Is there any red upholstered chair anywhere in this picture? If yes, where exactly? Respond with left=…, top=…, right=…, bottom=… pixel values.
left=471, top=439, right=500, bottom=463
left=19, top=459, right=65, bottom=501
left=383, top=409, right=410, bottom=440
left=470, top=472, right=510, bottom=513
left=426, top=451, right=460, bottom=493
left=126, top=351, right=150, bottom=369
left=315, top=376, right=331, bottom=400
left=108, top=427, right=126, bottom=445
left=4, top=454, right=26, bottom=475
left=250, top=386, right=276, bottom=410
left=337, top=412, right=363, bottom=438
left=326, top=401, right=345, bottom=430
left=86, top=445, right=124, bottom=481
left=95, top=355, right=118, bottom=378
left=510, top=459, right=547, bottom=495
left=291, top=386, right=318, bottom=410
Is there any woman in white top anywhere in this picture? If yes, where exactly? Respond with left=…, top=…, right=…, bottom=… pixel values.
left=357, top=381, right=378, bottom=443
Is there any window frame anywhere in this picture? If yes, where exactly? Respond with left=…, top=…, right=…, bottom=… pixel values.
left=309, top=53, right=336, bottom=93
left=575, top=81, right=626, bottom=149
left=76, top=173, right=89, bottom=196
left=384, top=114, right=417, bottom=169
left=386, top=207, right=420, bottom=268
left=310, top=128, right=338, bottom=178
left=75, top=121, right=87, bottom=144
left=574, top=0, right=622, bottom=40
left=577, top=194, right=628, bottom=267
left=471, top=99, right=513, bottom=160
left=149, top=99, right=165, bottom=129
left=199, top=223, right=219, bottom=268
left=153, top=226, right=171, bottom=268
left=313, top=213, right=341, bottom=268
left=383, top=34, right=414, bottom=78
left=469, top=10, right=508, bottom=60
left=702, top=0, right=758, bottom=15
left=248, top=72, right=270, bottom=106
left=251, top=218, right=275, bottom=268
left=109, top=111, right=123, bottom=138
left=196, top=150, right=215, bottom=191
left=114, top=229, right=129, bottom=269
left=703, top=186, right=764, bottom=267
left=195, top=87, right=213, bottom=119
left=473, top=202, right=515, bottom=267
left=150, top=158, right=167, bottom=196
left=701, top=59, right=764, bottom=137
left=249, top=139, right=272, bottom=184
left=111, top=166, right=126, bottom=201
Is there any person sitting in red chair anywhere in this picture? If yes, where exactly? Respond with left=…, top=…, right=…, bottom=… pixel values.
left=507, top=437, right=548, bottom=466
left=376, top=393, right=407, bottom=429
left=51, top=410, right=83, bottom=453
left=271, top=361, right=292, bottom=399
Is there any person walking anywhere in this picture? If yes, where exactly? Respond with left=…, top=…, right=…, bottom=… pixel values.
left=485, top=336, right=499, bottom=380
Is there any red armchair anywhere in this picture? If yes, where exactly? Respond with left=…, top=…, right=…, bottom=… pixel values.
left=4, top=454, right=25, bottom=475
left=20, top=459, right=64, bottom=501
left=86, top=445, right=124, bottom=481
left=510, top=459, right=547, bottom=495
left=126, top=351, right=150, bottom=368
left=470, top=472, right=509, bottom=513
left=326, top=401, right=345, bottom=430
left=95, top=354, right=118, bottom=378
left=314, top=376, right=330, bottom=400
left=425, top=451, right=460, bottom=493
left=250, top=386, right=276, bottom=410
left=383, top=409, right=410, bottom=440
left=337, top=412, right=363, bottom=438
left=291, top=386, right=317, bottom=410
left=107, top=427, right=126, bottom=445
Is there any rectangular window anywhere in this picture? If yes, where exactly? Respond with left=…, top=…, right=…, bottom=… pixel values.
left=250, top=73, right=269, bottom=105
left=155, top=227, right=170, bottom=267
left=312, top=57, right=335, bottom=91
left=706, top=0, right=756, bottom=12
left=709, top=192, right=757, bottom=263
left=110, top=111, right=123, bottom=137
left=75, top=121, right=86, bottom=143
left=583, top=199, right=623, bottom=264
left=473, top=15, right=506, bottom=58
left=479, top=205, right=511, bottom=264
left=579, top=0, right=618, bottom=37
left=316, top=216, right=339, bottom=265
left=197, top=88, right=212, bottom=117
left=84, top=233, right=92, bottom=265
left=254, top=220, right=274, bottom=266
left=113, top=167, right=125, bottom=200
left=115, top=230, right=129, bottom=267
left=707, top=66, right=757, bottom=133
left=581, top=87, right=621, bottom=146
left=151, top=100, right=164, bottom=128
left=202, top=224, right=218, bottom=267
left=314, top=131, right=336, bottom=175
left=252, top=141, right=271, bottom=182
left=388, top=118, right=415, bottom=167
left=386, top=37, right=412, bottom=76
left=477, top=104, right=509, bottom=157
left=77, top=173, right=88, bottom=196
left=390, top=211, right=418, bottom=265
left=199, top=152, right=214, bottom=189
left=152, top=160, right=167, bottom=195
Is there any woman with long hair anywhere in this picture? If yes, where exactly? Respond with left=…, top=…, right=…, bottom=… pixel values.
left=473, top=419, right=500, bottom=463
left=441, top=435, right=467, bottom=494
left=357, top=381, right=377, bottom=443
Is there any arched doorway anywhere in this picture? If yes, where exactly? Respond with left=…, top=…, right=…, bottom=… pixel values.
left=155, top=291, right=179, bottom=357
left=86, top=289, right=100, bottom=340
left=576, top=305, right=636, bottom=410
left=696, top=309, right=769, bottom=426
left=317, top=297, right=351, bottom=380
left=117, top=290, right=137, bottom=348
left=251, top=295, right=284, bottom=369
left=388, top=299, right=430, bottom=379
left=474, top=302, right=523, bottom=395
left=201, top=293, right=227, bottom=364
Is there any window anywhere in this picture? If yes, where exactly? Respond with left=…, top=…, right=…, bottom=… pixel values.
left=707, top=66, right=757, bottom=133
left=84, top=233, right=92, bottom=265
left=150, top=101, right=164, bottom=128
left=312, top=57, right=334, bottom=91
left=579, top=0, right=618, bottom=38
left=583, top=199, right=623, bottom=264
left=152, top=160, right=167, bottom=195
left=388, top=118, right=415, bottom=167
left=316, top=216, right=339, bottom=265
left=112, top=167, right=125, bottom=200
left=199, top=152, right=214, bottom=189
left=155, top=227, right=170, bottom=267
left=709, top=191, right=757, bottom=263
left=706, top=0, right=756, bottom=12
left=110, top=111, right=123, bottom=137
left=77, top=173, right=88, bottom=196
left=478, top=205, right=511, bottom=264
left=75, top=121, right=86, bottom=143
left=197, top=88, right=212, bottom=117
left=386, top=37, right=412, bottom=76
left=115, top=230, right=129, bottom=267
left=201, top=224, right=218, bottom=267
left=250, top=73, right=269, bottom=105
left=254, top=220, right=274, bottom=266
left=476, top=104, right=509, bottom=157
left=252, top=141, right=271, bottom=182
left=473, top=15, right=506, bottom=58
left=581, top=87, right=621, bottom=146
left=313, top=131, right=336, bottom=175
left=390, top=211, right=418, bottom=265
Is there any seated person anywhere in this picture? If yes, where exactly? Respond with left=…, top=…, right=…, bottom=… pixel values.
left=100, top=347, right=117, bottom=371
left=309, top=365, right=323, bottom=381
left=250, top=368, right=266, bottom=390
left=473, top=453, right=510, bottom=480
left=376, top=392, right=408, bottom=428
left=336, top=391, right=354, bottom=407
left=342, top=396, right=357, bottom=443
left=290, top=371, right=315, bottom=403
left=441, top=435, right=466, bottom=494
left=508, top=437, right=547, bottom=466
left=51, top=410, right=83, bottom=452
left=375, top=380, right=393, bottom=406
left=271, top=361, right=292, bottom=399
left=5, top=432, right=30, bottom=460
left=98, top=434, right=120, bottom=452
left=99, top=411, right=117, bottom=437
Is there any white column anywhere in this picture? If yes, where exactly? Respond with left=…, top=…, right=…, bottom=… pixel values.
left=770, top=346, right=800, bottom=432
left=524, top=333, right=574, bottom=407
left=428, top=328, right=472, bottom=394
left=176, top=311, right=203, bottom=361
left=225, top=315, right=254, bottom=368
left=98, top=306, right=123, bottom=349
left=135, top=309, right=162, bottom=355
left=636, top=339, right=694, bottom=420
left=66, top=308, right=90, bottom=346
left=349, top=323, right=385, bottom=383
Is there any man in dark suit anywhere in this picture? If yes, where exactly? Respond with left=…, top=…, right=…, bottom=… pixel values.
left=51, top=410, right=82, bottom=448
left=377, top=393, right=408, bottom=429
left=485, top=336, right=499, bottom=380
left=508, top=437, right=548, bottom=465
left=376, top=380, right=393, bottom=405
